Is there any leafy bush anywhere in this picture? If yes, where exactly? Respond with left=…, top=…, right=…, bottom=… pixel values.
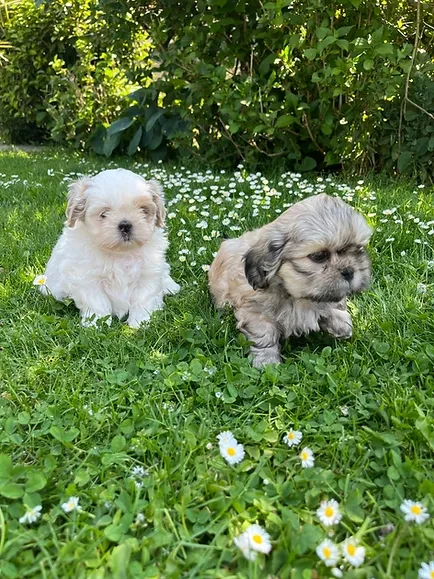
left=90, top=87, right=189, bottom=161
left=0, top=0, right=146, bottom=145
left=97, top=0, right=434, bottom=177
left=377, top=67, right=434, bottom=181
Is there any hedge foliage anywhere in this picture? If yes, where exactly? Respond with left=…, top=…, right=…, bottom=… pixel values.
left=1, top=0, right=434, bottom=177
left=0, top=0, right=148, bottom=145
left=94, top=0, right=434, bottom=176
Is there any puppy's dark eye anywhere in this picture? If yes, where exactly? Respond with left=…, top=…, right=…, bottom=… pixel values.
left=141, top=207, right=149, bottom=215
left=309, top=250, right=330, bottom=263
left=100, top=210, right=109, bottom=219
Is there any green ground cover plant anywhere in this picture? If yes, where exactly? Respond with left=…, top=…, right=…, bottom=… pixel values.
left=0, top=150, right=433, bottom=578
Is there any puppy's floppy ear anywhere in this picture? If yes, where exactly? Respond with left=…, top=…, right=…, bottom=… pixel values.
left=149, top=180, right=166, bottom=228
left=244, top=233, right=288, bottom=290
left=66, top=177, right=92, bottom=228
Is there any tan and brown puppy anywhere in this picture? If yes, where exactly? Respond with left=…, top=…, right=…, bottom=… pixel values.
left=209, top=193, right=372, bottom=367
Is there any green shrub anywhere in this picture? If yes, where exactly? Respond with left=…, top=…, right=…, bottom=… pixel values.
left=97, top=0, right=434, bottom=177
left=90, top=87, right=189, bottom=161
left=0, top=0, right=148, bottom=145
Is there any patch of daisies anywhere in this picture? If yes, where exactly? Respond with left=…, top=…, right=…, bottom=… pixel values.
left=216, top=428, right=432, bottom=576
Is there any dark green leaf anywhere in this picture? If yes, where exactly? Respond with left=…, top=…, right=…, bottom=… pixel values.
left=146, top=111, right=164, bottom=132
left=107, top=117, right=135, bottom=137
left=275, top=114, right=296, bottom=128
left=304, top=48, right=317, bottom=60
left=127, top=127, right=142, bottom=156
left=397, top=151, right=413, bottom=173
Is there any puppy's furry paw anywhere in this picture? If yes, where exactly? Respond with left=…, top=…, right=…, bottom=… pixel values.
left=320, top=309, right=353, bottom=339
left=250, top=346, right=282, bottom=368
left=127, top=313, right=150, bottom=329
left=163, top=277, right=181, bottom=296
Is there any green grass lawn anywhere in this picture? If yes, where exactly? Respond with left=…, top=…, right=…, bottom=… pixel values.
left=0, top=150, right=433, bottom=579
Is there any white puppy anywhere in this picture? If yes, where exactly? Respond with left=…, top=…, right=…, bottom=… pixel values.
left=40, top=168, right=180, bottom=328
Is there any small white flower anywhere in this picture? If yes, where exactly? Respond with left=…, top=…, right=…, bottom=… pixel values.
left=339, top=406, right=349, bottom=416
left=167, top=212, right=176, bottom=219
left=217, top=431, right=236, bottom=444
left=244, top=524, right=272, bottom=553
left=206, top=442, right=213, bottom=450
left=33, top=275, right=47, bottom=286
left=299, top=447, right=314, bottom=468
left=179, top=255, right=186, bottom=262
left=131, top=465, right=147, bottom=478
left=234, top=532, right=257, bottom=560
left=417, top=283, right=427, bottom=294
left=332, top=568, right=343, bottom=578
left=283, top=429, right=302, bottom=447
left=201, top=264, right=210, bottom=272
left=400, top=500, right=430, bottom=524
left=316, top=539, right=340, bottom=567
left=317, top=499, right=342, bottom=526
left=219, top=439, right=245, bottom=465
left=61, top=496, right=81, bottom=513
left=341, top=537, right=366, bottom=567
left=418, top=561, right=434, bottom=579
left=215, top=391, right=223, bottom=399
left=19, top=505, right=42, bottom=524
left=401, top=251, right=406, bottom=256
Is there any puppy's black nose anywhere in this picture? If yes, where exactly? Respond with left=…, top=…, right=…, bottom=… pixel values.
left=341, top=267, right=354, bottom=281
left=118, top=221, right=132, bottom=234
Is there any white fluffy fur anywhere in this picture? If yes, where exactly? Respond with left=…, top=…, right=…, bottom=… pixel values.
left=41, top=168, right=180, bottom=328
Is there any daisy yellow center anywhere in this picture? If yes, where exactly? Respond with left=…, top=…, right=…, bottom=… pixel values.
left=288, top=432, right=295, bottom=439
left=411, top=505, right=422, bottom=515
left=37, top=279, right=44, bottom=284
left=430, top=572, right=434, bottom=579
left=323, top=547, right=331, bottom=559
left=347, top=544, right=356, bottom=556
left=252, top=534, right=263, bottom=544
left=325, top=506, right=334, bottom=517
left=227, top=447, right=236, bottom=457
left=301, top=452, right=308, bottom=460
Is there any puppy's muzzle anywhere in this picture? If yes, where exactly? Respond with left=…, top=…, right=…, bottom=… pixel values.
left=118, top=220, right=133, bottom=240
left=340, top=267, right=354, bottom=281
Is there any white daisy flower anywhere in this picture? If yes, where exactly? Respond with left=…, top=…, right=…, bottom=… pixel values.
left=419, top=561, right=434, bottom=579
left=61, top=496, right=81, bottom=513
left=234, top=532, right=257, bottom=561
left=244, top=524, right=272, bottom=553
left=217, top=430, right=236, bottom=444
left=341, top=537, right=365, bottom=567
left=400, top=500, right=430, bottom=524
left=316, top=539, right=340, bottom=567
left=201, top=264, right=210, bottom=272
left=219, top=439, right=245, bottom=465
left=317, top=499, right=342, bottom=526
left=33, top=275, right=47, bottom=286
left=283, top=429, right=302, bottom=447
left=19, top=505, right=42, bottom=524
left=299, top=447, right=314, bottom=468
